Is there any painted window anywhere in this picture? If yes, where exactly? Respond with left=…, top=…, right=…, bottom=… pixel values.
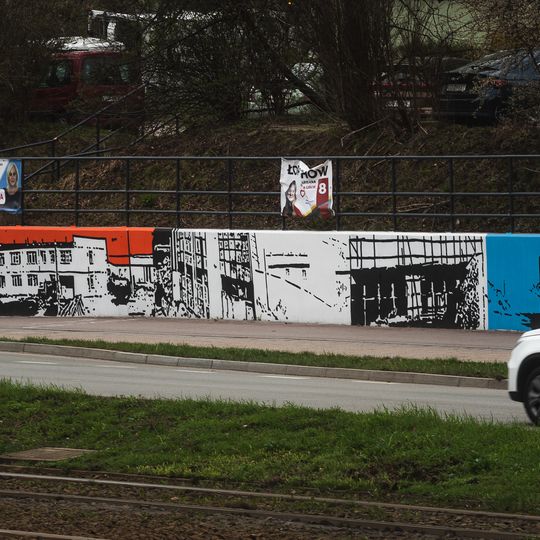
left=12, top=275, right=22, bottom=287
left=10, top=252, right=20, bottom=265
left=59, top=250, right=72, bottom=264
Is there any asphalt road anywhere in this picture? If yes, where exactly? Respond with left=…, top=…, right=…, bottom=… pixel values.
left=0, top=317, right=520, bottom=362
left=0, top=351, right=525, bottom=423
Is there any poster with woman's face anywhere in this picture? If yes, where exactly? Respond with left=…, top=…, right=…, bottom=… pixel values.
left=279, top=158, right=334, bottom=219
left=0, top=159, right=22, bottom=214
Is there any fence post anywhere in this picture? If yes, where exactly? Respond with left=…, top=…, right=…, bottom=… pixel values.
left=508, top=157, right=515, bottom=233
left=227, top=159, right=233, bottom=229
left=335, top=158, right=341, bottom=231
left=20, top=159, right=25, bottom=226
left=96, top=114, right=101, bottom=153
left=176, top=158, right=181, bottom=227
left=75, top=160, right=80, bottom=226
left=448, top=158, right=455, bottom=232
left=391, top=159, right=397, bottom=231
left=125, top=159, right=130, bottom=227
left=55, top=156, right=60, bottom=185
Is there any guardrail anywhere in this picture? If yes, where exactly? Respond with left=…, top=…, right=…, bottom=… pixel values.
left=0, top=85, right=146, bottom=158
left=11, top=154, right=540, bottom=233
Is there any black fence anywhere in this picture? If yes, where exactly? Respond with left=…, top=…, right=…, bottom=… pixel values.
left=9, top=154, right=540, bottom=233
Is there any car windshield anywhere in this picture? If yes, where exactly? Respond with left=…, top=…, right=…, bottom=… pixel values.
left=39, top=60, right=72, bottom=88
left=82, top=56, right=137, bottom=85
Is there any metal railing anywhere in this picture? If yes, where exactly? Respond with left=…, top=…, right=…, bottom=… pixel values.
left=11, top=154, right=540, bottom=233
left=0, top=84, right=146, bottom=158
left=0, top=85, right=185, bottom=187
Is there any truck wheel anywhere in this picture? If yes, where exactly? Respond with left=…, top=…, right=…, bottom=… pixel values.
left=524, top=367, right=540, bottom=424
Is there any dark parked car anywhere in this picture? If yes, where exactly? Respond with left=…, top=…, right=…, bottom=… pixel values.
left=437, top=49, right=540, bottom=122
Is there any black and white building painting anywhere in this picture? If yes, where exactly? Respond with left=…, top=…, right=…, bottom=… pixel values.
left=218, top=232, right=255, bottom=320
left=0, top=236, right=110, bottom=316
left=345, top=234, right=486, bottom=329
left=0, top=228, right=488, bottom=329
left=250, top=231, right=350, bottom=324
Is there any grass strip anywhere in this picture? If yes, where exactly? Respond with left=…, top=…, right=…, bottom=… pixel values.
left=0, top=380, right=535, bottom=513
left=0, top=335, right=507, bottom=379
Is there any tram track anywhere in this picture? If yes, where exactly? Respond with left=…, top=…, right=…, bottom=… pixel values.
left=0, top=530, right=104, bottom=539
left=0, top=467, right=538, bottom=539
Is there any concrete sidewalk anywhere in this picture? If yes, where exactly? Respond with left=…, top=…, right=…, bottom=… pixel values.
left=0, top=317, right=519, bottom=363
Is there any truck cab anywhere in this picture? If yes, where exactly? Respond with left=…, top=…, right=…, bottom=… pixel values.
left=30, top=37, right=142, bottom=120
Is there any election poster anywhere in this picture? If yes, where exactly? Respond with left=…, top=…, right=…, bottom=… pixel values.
left=280, top=159, right=334, bottom=219
left=0, top=159, right=22, bottom=214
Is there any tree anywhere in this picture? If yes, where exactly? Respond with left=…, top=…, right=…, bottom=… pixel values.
left=468, top=0, right=540, bottom=51
left=0, top=0, right=86, bottom=123
left=241, top=1, right=473, bottom=131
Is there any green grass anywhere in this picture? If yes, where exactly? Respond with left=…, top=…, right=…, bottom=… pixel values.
left=0, top=335, right=507, bottom=379
left=0, top=379, right=535, bottom=513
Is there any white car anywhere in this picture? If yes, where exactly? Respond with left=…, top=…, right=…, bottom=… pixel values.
left=508, top=329, right=540, bottom=423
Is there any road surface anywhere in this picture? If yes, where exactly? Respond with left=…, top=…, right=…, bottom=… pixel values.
left=0, top=350, right=525, bottom=423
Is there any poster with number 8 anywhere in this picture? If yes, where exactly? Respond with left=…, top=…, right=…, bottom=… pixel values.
left=280, top=158, right=334, bottom=219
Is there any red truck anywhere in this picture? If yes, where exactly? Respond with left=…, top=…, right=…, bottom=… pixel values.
left=30, top=37, right=143, bottom=122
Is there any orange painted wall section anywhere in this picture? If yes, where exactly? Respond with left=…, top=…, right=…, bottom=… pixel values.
left=0, top=227, right=154, bottom=265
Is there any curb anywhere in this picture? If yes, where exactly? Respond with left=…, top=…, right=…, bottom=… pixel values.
left=0, top=341, right=507, bottom=390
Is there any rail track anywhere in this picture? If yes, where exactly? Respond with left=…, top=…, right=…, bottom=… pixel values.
left=0, top=465, right=538, bottom=539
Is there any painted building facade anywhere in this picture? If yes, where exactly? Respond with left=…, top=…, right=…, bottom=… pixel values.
left=0, top=226, right=536, bottom=331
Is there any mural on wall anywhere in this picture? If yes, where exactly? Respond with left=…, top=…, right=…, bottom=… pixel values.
left=0, top=227, right=494, bottom=329
left=343, top=234, right=486, bottom=329
left=152, top=228, right=210, bottom=318
left=251, top=232, right=350, bottom=324
left=0, top=227, right=154, bottom=317
left=218, top=232, right=256, bottom=320
left=487, top=234, right=540, bottom=331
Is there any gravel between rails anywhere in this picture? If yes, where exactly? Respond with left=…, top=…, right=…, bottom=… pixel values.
left=0, top=469, right=538, bottom=539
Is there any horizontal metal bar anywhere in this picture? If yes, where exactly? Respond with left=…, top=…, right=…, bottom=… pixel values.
left=339, top=212, right=540, bottom=218
left=15, top=154, right=540, bottom=161
left=22, top=208, right=278, bottom=216
left=339, top=191, right=540, bottom=197
left=24, top=189, right=281, bottom=196
left=24, top=209, right=230, bottom=215
left=23, top=207, right=540, bottom=219
left=24, top=189, right=540, bottom=199
left=25, top=189, right=180, bottom=195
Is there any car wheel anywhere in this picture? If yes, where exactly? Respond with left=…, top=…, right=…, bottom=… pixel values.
left=524, top=367, right=540, bottom=424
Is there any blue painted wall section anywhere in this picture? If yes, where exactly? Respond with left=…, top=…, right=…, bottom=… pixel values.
left=487, top=234, right=540, bottom=331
